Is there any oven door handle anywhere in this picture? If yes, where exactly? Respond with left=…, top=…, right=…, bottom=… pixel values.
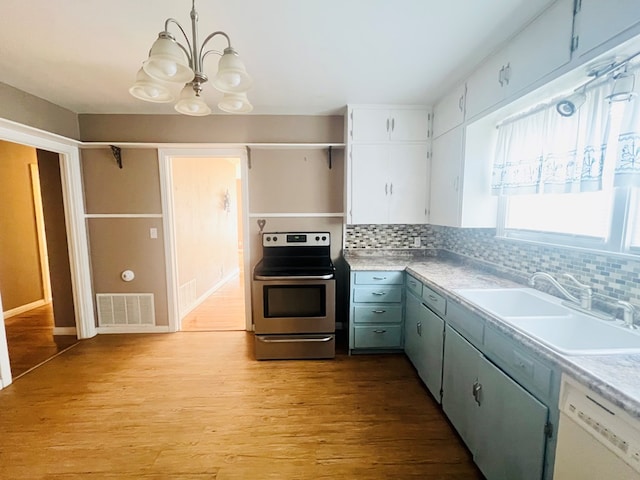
left=256, top=336, right=334, bottom=343
left=254, top=274, right=334, bottom=281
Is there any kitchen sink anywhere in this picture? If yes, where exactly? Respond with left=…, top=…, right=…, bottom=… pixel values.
left=454, top=288, right=570, bottom=318
left=454, top=287, right=640, bottom=355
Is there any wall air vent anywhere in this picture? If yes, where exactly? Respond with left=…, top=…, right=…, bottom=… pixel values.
left=97, top=294, right=155, bottom=327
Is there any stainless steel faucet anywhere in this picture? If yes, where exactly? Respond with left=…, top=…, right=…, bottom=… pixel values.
left=527, top=272, right=592, bottom=309
left=618, top=301, right=637, bottom=329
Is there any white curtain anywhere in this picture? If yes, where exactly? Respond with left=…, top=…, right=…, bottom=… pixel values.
left=492, top=82, right=612, bottom=195
left=615, top=69, right=640, bottom=187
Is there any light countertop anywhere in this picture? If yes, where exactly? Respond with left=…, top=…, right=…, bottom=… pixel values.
left=344, top=249, right=640, bottom=419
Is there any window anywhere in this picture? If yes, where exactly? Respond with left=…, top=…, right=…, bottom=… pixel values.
left=494, top=71, right=640, bottom=255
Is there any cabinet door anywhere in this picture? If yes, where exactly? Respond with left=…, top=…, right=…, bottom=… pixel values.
left=389, top=109, right=430, bottom=142
left=574, top=0, right=640, bottom=57
left=429, top=126, right=463, bottom=227
left=474, top=356, right=548, bottom=480
left=465, top=50, right=508, bottom=120
left=388, top=144, right=428, bottom=224
left=350, top=144, right=389, bottom=223
left=404, top=291, right=423, bottom=369
left=433, top=84, right=466, bottom=139
left=506, top=0, right=573, bottom=96
left=442, top=324, right=482, bottom=452
left=419, top=304, right=444, bottom=402
left=350, top=108, right=391, bottom=142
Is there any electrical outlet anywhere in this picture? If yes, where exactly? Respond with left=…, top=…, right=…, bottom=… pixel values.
left=413, top=237, right=421, bottom=247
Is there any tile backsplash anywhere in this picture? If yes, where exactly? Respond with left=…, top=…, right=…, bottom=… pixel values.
left=345, top=224, right=640, bottom=306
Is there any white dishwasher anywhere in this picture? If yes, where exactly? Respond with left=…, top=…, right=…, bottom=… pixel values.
left=554, top=374, right=640, bottom=479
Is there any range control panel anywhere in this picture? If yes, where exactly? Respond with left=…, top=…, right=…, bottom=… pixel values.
left=262, top=232, right=330, bottom=247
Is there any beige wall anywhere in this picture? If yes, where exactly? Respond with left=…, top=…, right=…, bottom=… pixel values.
left=0, top=82, right=79, bottom=139
left=81, top=148, right=162, bottom=214
left=0, top=141, right=44, bottom=310
left=82, top=147, right=168, bottom=326
left=172, top=157, right=239, bottom=301
left=37, top=149, right=76, bottom=328
left=79, top=114, right=343, bottom=143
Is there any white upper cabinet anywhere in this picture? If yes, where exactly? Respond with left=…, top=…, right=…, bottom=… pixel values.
left=350, top=107, right=430, bottom=143
left=465, top=0, right=574, bottom=120
left=346, top=105, right=431, bottom=225
left=572, top=0, right=640, bottom=58
left=432, top=83, right=467, bottom=139
left=350, top=143, right=429, bottom=224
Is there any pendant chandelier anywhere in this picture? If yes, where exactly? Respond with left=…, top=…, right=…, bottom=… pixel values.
left=129, top=0, right=253, bottom=116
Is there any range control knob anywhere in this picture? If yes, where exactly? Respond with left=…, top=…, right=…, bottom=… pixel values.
left=315, top=236, right=320, bottom=241
left=265, top=236, right=271, bottom=242
left=273, top=236, right=278, bottom=242
left=322, top=236, right=327, bottom=241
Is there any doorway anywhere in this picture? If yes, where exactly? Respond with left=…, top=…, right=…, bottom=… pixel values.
left=0, top=141, right=78, bottom=378
left=162, top=150, right=250, bottom=332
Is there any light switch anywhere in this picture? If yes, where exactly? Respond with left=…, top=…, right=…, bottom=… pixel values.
left=150, top=228, right=158, bottom=239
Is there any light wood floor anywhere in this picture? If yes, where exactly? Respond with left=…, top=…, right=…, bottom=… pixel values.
left=182, top=273, right=246, bottom=332
left=0, top=332, right=483, bottom=479
left=4, top=303, right=77, bottom=378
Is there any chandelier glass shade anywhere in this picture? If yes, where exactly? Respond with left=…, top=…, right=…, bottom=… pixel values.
left=129, top=0, right=253, bottom=116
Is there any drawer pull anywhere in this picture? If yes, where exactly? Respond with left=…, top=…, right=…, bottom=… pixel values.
left=372, top=276, right=387, bottom=281
left=372, top=310, right=386, bottom=314
left=373, top=329, right=387, bottom=334
left=372, top=291, right=387, bottom=296
left=428, top=294, right=438, bottom=302
left=417, top=322, right=422, bottom=336
left=409, top=281, right=417, bottom=287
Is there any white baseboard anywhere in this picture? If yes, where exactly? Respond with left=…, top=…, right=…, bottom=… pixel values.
left=3, top=299, right=47, bottom=318
left=181, top=268, right=240, bottom=317
left=53, top=327, right=77, bottom=336
left=96, top=325, right=170, bottom=334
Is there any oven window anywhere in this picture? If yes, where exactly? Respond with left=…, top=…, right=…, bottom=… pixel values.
left=264, top=285, right=326, bottom=318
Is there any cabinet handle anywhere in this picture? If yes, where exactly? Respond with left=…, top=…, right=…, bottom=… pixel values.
left=498, top=65, right=505, bottom=87
left=371, top=291, right=387, bottom=296
left=386, top=118, right=390, bottom=132
left=504, top=62, right=511, bottom=85
left=372, top=310, right=386, bottom=314
left=472, top=381, right=482, bottom=406
left=428, top=294, right=438, bottom=302
left=458, top=94, right=464, bottom=112
left=453, top=176, right=459, bottom=192
left=390, top=183, right=393, bottom=195
left=373, top=329, right=387, bottom=334
left=372, top=276, right=387, bottom=280
left=417, top=321, right=422, bottom=336
left=391, top=117, right=395, bottom=132
left=385, top=183, right=388, bottom=195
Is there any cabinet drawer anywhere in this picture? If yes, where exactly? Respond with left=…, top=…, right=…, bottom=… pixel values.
left=354, top=271, right=404, bottom=285
left=406, top=274, right=423, bottom=297
left=354, top=325, right=402, bottom=349
left=354, top=305, right=403, bottom=324
left=446, top=301, right=484, bottom=348
left=483, top=325, right=554, bottom=403
left=353, top=286, right=402, bottom=303
left=422, top=285, right=446, bottom=317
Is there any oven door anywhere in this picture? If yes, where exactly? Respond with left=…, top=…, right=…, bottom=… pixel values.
left=252, top=278, right=335, bottom=334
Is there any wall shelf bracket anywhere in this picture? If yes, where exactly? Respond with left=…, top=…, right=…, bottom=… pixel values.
left=110, top=145, right=123, bottom=169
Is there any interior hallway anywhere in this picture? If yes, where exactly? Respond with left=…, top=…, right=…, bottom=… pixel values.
left=181, top=270, right=246, bottom=331
left=4, top=303, right=77, bottom=378
left=0, top=331, right=483, bottom=479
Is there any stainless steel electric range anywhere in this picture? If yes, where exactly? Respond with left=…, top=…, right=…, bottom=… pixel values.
left=252, top=232, right=336, bottom=360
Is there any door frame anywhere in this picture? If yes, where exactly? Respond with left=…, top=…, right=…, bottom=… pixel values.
left=158, top=147, right=252, bottom=332
left=0, top=119, right=96, bottom=389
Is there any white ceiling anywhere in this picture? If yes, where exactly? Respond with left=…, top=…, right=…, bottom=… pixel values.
left=0, top=0, right=555, bottom=116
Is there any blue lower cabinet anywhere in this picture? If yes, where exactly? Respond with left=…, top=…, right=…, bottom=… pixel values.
left=349, top=270, right=404, bottom=353
left=443, top=325, right=549, bottom=480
